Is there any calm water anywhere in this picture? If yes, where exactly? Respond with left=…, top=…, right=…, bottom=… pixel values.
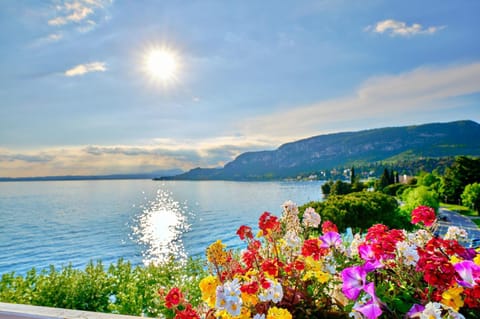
left=0, top=180, right=324, bottom=275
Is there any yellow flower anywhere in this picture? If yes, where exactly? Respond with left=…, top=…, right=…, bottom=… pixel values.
left=441, top=285, right=464, bottom=311
left=206, top=240, right=228, bottom=266
left=474, top=252, right=480, bottom=266
left=241, top=292, right=258, bottom=306
left=267, top=307, right=292, bottom=319
left=450, top=255, right=462, bottom=265
left=199, top=275, right=219, bottom=308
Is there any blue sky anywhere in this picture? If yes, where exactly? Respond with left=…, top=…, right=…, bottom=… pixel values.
left=1, top=0, right=479, bottom=177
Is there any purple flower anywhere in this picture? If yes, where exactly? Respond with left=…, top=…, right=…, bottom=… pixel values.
left=319, top=231, right=342, bottom=248
left=454, top=260, right=480, bottom=288
left=341, top=265, right=367, bottom=300
left=358, top=244, right=383, bottom=272
left=353, top=283, right=383, bottom=319
left=406, top=304, right=425, bottom=318
left=354, top=299, right=382, bottom=319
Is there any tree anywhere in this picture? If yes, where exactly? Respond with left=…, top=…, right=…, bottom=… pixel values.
left=442, top=156, right=480, bottom=204
left=376, top=168, right=391, bottom=191
left=401, top=186, right=439, bottom=214
left=330, top=180, right=352, bottom=196
left=461, top=183, right=480, bottom=212
left=350, top=166, right=356, bottom=184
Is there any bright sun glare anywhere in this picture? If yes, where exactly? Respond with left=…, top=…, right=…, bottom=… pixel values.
left=144, top=48, right=179, bottom=84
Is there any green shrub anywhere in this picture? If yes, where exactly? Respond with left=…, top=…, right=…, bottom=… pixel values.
left=0, top=258, right=206, bottom=318
left=300, top=191, right=411, bottom=233
left=401, top=185, right=439, bottom=214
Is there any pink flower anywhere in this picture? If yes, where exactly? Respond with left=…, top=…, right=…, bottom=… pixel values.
left=353, top=283, right=383, bottom=319
left=319, top=231, right=342, bottom=248
left=341, top=265, right=367, bottom=300
left=454, top=260, right=480, bottom=288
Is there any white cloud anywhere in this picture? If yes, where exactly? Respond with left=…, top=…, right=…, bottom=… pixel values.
left=64, top=61, right=107, bottom=76
left=48, top=0, right=111, bottom=29
left=242, top=62, right=480, bottom=139
left=366, top=19, right=446, bottom=37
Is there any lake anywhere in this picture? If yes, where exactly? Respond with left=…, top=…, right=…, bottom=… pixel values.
left=0, top=180, right=324, bottom=275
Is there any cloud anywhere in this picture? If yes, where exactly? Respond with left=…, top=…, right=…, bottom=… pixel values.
left=0, top=151, right=54, bottom=163
left=31, top=32, right=63, bottom=47
left=365, top=19, right=446, bottom=37
left=243, top=61, right=480, bottom=139
left=0, top=135, right=278, bottom=178
left=64, top=61, right=107, bottom=76
left=48, top=0, right=109, bottom=26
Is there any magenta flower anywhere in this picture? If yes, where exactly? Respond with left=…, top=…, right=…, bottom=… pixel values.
left=358, top=244, right=383, bottom=272
left=454, top=260, right=480, bottom=288
left=341, top=265, right=367, bottom=300
left=354, top=299, right=383, bottom=319
left=319, top=231, right=342, bottom=248
left=353, top=283, right=383, bottom=319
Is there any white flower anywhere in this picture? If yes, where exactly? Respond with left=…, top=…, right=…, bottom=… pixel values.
left=253, top=314, right=266, bottom=319
left=216, top=278, right=243, bottom=315
left=282, top=200, right=299, bottom=215
left=284, top=230, right=302, bottom=250
left=420, top=302, right=442, bottom=319
left=303, top=207, right=321, bottom=228
left=396, top=241, right=419, bottom=266
left=258, top=279, right=283, bottom=303
left=444, top=226, right=468, bottom=241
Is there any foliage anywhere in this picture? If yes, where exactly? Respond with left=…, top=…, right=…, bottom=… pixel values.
left=401, top=186, right=439, bottom=214
left=300, top=192, right=411, bottom=233
left=442, top=156, right=480, bottom=204
left=382, top=183, right=411, bottom=197
left=321, top=179, right=367, bottom=197
left=0, top=258, right=206, bottom=318
left=161, top=203, right=480, bottom=319
left=461, top=183, right=480, bottom=212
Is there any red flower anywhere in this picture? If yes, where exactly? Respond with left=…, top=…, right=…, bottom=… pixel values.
left=262, top=258, right=281, bottom=277
left=411, top=205, right=436, bottom=227
left=165, top=287, right=183, bottom=309
left=240, top=281, right=260, bottom=294
left=301, top=238, right=327, bottom=260
left=321, top=220, right=338, bottom=234
left=259, top=212, right=280, bottom=234
left=416, top=238, right=462, bottom=291
left=237, top=225, right=253, bottom=240
left=285, top=259, right=305, bottom=274
left=364, top=224, right=405, bottom=260
left=175, top=304, right=200, bottom=319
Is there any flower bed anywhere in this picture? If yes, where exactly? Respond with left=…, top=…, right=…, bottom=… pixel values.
left=161, top=203, right=480, bottom=319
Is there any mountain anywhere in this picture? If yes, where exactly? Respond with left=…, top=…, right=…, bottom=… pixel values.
left=161, top=120, right=480, bottom=180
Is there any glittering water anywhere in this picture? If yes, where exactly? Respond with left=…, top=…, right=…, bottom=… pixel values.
left=0, top=180, right=323, bottom=275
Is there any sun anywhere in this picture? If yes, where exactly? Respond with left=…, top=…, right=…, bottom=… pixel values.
left=144, top=48, right=180, bottom=84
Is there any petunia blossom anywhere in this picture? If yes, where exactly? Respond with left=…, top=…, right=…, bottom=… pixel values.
left=341, top=265, right=367, bottom=300
left=454, top=260, right=480, bottom=288
left=319, top=231, right=342, bottom=248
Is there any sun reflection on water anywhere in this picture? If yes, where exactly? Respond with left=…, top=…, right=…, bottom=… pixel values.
left=132, top=189, right=190, bottom=265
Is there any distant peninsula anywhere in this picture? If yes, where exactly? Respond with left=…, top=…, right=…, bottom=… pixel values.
left=157, top=120, right=480, bottom=181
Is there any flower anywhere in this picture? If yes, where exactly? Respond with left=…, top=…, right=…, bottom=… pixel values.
left=199, top=275, right=219, bottom=308
left=237, top=225, right=254, bottom=240
left=454, top=260, right=480, bottom=288
left=302, top=207, right=321, bottom=228
left=341, top=265, right=367, bottom=300
left=165, top=287, right=183, bottom=309
left=321, top=220, right=338, bottom=233
left=266, top=306, right=292, bottom=319
left=259, top=212, right=281, bottom=235
left=441, top=285, right=464, bottom=311
left=319, top=231, right=342, bottom=249
left=175, top=304, right=200, bottom=319
left=206, top=240, right=228, bottom=266
left=411, top=205, right=436, bottom=227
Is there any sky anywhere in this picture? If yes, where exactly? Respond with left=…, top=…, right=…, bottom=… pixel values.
left=1, top=0, right=479, bottom=178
